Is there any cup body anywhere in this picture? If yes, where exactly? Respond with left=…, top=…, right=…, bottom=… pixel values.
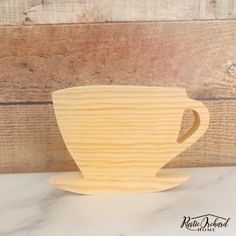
left=53, top=86, right=191, bottom=180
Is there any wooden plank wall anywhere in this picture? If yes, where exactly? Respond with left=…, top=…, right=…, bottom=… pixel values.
left=1, top=0, right=236, bottom=25
left=0, top=1, right=236, bottom=173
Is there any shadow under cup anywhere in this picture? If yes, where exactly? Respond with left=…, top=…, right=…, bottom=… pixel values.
left=52, top=85, right=209, bottom=180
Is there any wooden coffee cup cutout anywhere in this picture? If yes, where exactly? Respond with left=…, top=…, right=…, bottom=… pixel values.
left=50, top=86, right=209, bottom=194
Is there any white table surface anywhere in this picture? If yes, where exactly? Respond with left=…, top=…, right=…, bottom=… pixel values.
left=0, top=166, right=235, bottom=236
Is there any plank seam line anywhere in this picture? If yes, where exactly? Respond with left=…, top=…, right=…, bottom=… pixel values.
left=1, top=19, right=236, bottom=27
left=0, top=102, right=53, bottom=105
left=0, top=97, right=236, bottom=105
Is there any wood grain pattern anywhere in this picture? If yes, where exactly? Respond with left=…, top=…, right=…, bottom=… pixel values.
left=50, top=85, right=209, bottom=194
left=1, top=21, right=236, bottom=172
left=50, top=172, right=190, bottom=194
left=0, top=100, right=235, bottom=173
left=1, top=21, right=236, bottom=103
left=1, top=0, right=236, bottom=25
left=0, top=104, right=76, bottom=173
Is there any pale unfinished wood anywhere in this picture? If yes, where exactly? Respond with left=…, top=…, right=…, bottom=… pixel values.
left=50, top=171, right=190, bottom=194
left=1, top=21, right=236, bottom=103
left=0, top=100, right=236, bottom=173
left=50, top=85, right=209, bottom=193
left=1, top=0, right=236, bottom=25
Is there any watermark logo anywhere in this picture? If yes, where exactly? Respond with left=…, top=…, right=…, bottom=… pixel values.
left=180, top=214, right=230, bottom=232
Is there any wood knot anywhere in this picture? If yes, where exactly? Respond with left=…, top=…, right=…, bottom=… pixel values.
left=207, top=0, right=220, bottom=16
left=208, top=0, right=217, bottom=9
left=224, top=60, right=236, bottom=77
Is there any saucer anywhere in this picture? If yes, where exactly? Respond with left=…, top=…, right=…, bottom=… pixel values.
left=50, top=171, right=189, bottom=194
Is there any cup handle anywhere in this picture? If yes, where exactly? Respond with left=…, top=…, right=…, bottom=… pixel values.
left=177, top=100, right=209, bottom=148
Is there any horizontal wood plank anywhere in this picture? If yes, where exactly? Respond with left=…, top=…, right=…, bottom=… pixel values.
left=1, top=21, right=236, bottom=103
left=0, top=103, right=77, bottom=173
left=0, top=100, right=235, bottom=173
left=0, top=0, right=236, bottom=25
